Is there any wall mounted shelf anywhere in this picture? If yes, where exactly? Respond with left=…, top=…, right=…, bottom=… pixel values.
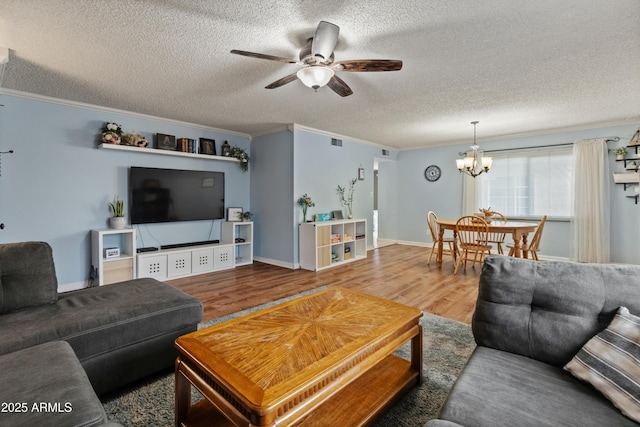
left=99, top=143, right=239, bottom=163
left=613, top=143, right=640, bottom=204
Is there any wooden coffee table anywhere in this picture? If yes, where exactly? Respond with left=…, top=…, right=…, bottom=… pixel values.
left=174, top=286, right=423, bottom=427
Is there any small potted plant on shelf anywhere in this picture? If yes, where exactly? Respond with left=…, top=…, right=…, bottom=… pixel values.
left=297, top=193, right=316, bottom=223
left=230, top=146, right=250, bottom=172
left=337, top=178, right=357, bottom=219
left=108, top=196, right=126, bottom=229
left=613, top=146, right=627, bottom=160
left=239, top=211, right=253, bottom=221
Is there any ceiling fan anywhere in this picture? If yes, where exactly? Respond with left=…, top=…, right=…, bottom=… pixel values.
left=230, top=21, right=402, bottom=97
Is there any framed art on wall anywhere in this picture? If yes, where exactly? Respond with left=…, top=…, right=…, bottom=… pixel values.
left=226, top=207, right=243, bottom=222
left=199, top=138, right=216, bottom=155
left=156, top=133, right=176, bottom=150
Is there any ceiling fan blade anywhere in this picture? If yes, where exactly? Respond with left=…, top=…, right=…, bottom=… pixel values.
left=265, top=72, right=299, bottom=89
left=334, top=59, right=403, bottom=72
left=311, top=21, right=339, bottom=62
left=230, top=49, right=299, bottom=64
left=327, top=75, right=353, bottom=97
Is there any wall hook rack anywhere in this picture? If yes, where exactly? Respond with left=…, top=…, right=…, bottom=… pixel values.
left=0, top=149, right=14, bottom=177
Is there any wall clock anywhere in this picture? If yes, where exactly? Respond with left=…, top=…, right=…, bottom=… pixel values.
left=424, top=165, right=441, bottom=182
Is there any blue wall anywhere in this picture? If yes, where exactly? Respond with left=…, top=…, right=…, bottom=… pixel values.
left=1, top=91, right=638, bottom=291
left=0, top=93, right=250, bottom=289
left=250, top=129, right=295, bottom=267
left=395, top=123, right=640, bottom=264
left=292, top=127, right=398, bottom=264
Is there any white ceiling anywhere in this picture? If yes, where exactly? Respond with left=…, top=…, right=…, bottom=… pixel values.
left=1, top=0, right=638, bottom=149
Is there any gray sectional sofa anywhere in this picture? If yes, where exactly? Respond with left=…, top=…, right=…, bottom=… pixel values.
left=427, top=255, right=640, bottom=427
left=0, top=241, right=203, bottom=426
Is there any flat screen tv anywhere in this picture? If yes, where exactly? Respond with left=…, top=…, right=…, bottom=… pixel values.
left=129, top=167, right=225, bottom=224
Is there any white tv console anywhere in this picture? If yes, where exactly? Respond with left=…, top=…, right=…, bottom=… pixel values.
left=136, top=221, right=253, bottom=281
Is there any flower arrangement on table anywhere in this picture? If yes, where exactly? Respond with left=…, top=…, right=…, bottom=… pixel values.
left=101, top=122, right=123, bottom=144
left=479, top=208, right=494, bottom=217
left=297, top=193, right=316, bottom=223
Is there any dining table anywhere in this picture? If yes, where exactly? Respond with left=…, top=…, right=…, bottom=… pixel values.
left=435, top=218, right=538, bottom=268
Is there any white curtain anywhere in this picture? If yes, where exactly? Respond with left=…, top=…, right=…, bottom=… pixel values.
left=461, top=173, right=478, bottom=215
left=571, top=138, right=610, bottom=263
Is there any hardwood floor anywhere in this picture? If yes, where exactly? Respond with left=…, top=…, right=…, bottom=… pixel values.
left=168, top=244, right=482, bottom=324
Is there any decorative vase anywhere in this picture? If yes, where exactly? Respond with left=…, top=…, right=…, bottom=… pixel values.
left=616, top=154, right=625, bottom=160
left=302, top=205, right=308, bottom=223
left=109, top=217, right=126, bottom=230
left=347, top=206, right=353, bottom=219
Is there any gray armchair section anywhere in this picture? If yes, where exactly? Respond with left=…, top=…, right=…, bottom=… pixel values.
left=427, top=255, right=640, bottom=427
left=0, top=241, right=204, bottom=426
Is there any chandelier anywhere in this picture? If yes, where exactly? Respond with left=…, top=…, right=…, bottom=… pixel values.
left=456, top=121, right=492, bottom=178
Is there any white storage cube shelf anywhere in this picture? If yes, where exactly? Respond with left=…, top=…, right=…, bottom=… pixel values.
left=136, top=222, right=252, bottom=281
left=137, top=243, right=236, bottom=281
left=91, top=228, right=137, bottom=286
left=299, top=219, right=367, bottom=271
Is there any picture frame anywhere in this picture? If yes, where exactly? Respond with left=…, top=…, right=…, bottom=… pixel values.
left=156, top=133, right=176, bottom=151
left=226, top=207, right=243, bottom=222
left=199, top=138, right=216, bottom=155
left=358, top=167, right=365, bottom=180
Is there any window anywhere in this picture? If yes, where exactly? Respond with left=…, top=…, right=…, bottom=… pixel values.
left=476, top=147, right=573, bottom=219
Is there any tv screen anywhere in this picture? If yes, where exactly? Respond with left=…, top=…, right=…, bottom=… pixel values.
left=129, top=167, right=225, bottom=224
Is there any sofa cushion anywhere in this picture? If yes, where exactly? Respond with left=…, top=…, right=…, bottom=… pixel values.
left=0, top=341, right=110, bottom=427
left=0, top=241, right=58, bottom=314
left=0, top=277, right=202, bottom=358
left=437, top=346, right=638, bottom=427
left=473, top=255, right=640, bottom=367
left=564, top=306, right=640, bottom=423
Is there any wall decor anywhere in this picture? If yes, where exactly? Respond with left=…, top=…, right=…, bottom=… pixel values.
left=424, top=165, right=441, bottom=182
left=156, top=133, right=176, bottom=151
left=226, top=207, right=243, bottom=222
left=221, top=140, right=231, bottom=156
left=199, top=138, right=216, bottom=155
left=358, top=167, right=365, bottom=180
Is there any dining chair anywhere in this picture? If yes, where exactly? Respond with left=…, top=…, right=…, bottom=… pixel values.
left=454, top=215, right=492, bottom=274
left=508, top=215, right=547, bottom=260
left=427, top=211, right=456, bottom=265
left=486, top=211, right=508, bottom=254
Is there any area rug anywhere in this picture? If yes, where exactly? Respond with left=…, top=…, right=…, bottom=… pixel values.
left=101, top=288, right=475, bottom=427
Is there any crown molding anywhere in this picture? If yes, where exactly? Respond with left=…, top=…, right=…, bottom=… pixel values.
left=291, top=123, right=396, bottom=152
left=0, top=88, right=253, bottom=140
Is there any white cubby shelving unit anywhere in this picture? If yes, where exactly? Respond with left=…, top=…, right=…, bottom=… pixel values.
left=91, top=228, right=137, bottom=286
left=136, top=222, right=253, bottom=281
left=137, top=243, right=235, bottom=281
left=222, top=221, right=254, bottom=266
left=299, top=219, right=367, bottom=271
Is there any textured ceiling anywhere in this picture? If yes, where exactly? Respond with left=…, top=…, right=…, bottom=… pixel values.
left=0, top=0, right=638, bottom=149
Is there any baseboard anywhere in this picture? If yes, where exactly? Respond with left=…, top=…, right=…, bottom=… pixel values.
left=393, top=239, right=430, bottom=247
left=253, top=256, right=298, bottom=270
left=58, top=280, right=88, bottom=293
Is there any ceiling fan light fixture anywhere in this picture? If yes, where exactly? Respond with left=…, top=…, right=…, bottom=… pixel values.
left=296, top=66, right=334, bottom=90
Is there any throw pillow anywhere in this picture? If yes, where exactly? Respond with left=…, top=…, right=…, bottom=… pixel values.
left=564, top=306, right=640, bottom=423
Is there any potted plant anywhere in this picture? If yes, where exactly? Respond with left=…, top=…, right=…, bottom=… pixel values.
left=337, top=178, right=357, bottom=219
left=230, top=146, right=249, bottom=172
left=108, top=196, right=126, bottom=229
left=297, top=194, right=316, bottom=223
left=613, top=146, right=627, bottom=160
left=239, top=211, right=253, bottom=221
